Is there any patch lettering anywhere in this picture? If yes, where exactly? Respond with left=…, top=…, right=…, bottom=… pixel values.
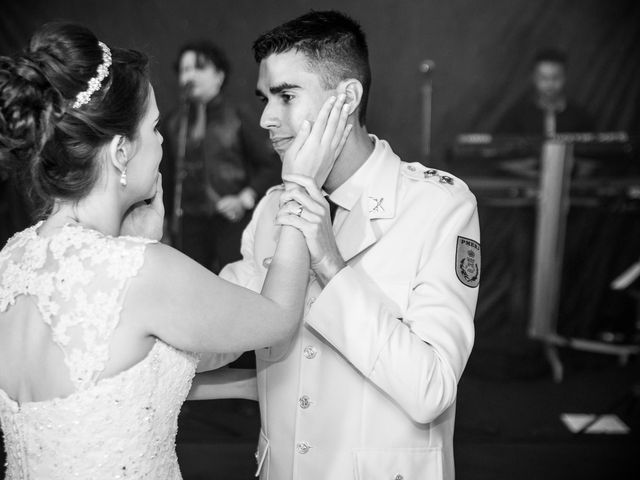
left=456, top=236, right=481, bottom=288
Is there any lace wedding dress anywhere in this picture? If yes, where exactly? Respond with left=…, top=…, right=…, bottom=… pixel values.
left=0, top=223, right=199, bottom=479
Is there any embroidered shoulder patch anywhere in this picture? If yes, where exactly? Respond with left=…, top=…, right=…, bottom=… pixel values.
left=456, top=236, right=481, bottom=288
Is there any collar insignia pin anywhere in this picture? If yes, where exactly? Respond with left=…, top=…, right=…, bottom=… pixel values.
left=369, top=197, right=384, bottom=213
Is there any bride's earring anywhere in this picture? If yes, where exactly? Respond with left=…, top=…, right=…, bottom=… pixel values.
left=120, top=167, right=127, bottom=187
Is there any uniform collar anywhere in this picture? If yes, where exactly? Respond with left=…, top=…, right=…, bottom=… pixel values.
left=329, top=134, right=400, bottom=220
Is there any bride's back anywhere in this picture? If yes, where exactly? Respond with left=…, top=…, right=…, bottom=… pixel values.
left=0, top=222, right=198, bottom=479
left=0, top=296, right=75, bottom=403
left=0, top=223, right=156, bottom=404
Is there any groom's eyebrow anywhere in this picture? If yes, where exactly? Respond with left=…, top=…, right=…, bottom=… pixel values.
left=269, top=83, right=300, bottom=94
left=255, top=83, right=301, bottom=98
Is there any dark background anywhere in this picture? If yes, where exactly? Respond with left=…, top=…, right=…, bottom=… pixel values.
left=2, top=0, right=639, bottom=168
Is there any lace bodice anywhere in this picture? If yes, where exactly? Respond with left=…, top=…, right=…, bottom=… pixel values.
left=0, top=223, right=199, bottom=479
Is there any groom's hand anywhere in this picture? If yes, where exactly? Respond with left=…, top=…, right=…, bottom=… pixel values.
left=276, top=174, right=345, bottom=287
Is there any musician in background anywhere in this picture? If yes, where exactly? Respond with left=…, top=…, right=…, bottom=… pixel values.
left=495, top=48, right=594, bottom=137
left=161, top=40, right=279, bottom=273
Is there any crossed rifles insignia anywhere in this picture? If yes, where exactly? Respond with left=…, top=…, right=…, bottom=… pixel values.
left=368, top=196, right=384, bottom=214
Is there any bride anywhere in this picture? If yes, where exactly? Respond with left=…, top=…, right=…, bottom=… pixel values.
left=0, top=22, right=350, bottom=479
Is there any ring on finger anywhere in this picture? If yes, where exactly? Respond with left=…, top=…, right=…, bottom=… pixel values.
left=296, top=205, right=304, bottom=217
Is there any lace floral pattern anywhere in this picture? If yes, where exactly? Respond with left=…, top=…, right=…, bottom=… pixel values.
left=0, top=223, right=153, bottom=390
left=0, top=223, right=199, bottom=479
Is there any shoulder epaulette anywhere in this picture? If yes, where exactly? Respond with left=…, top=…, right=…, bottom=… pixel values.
left=401, top=162, right=455, bottom=186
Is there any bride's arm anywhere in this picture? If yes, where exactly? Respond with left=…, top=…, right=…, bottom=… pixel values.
left=130, top=228, right=308, bottom=353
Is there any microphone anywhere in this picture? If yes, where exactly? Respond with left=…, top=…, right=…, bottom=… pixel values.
left=419, top=59, right=435, bottom=75
left=180, top=81, right=194, bottom=103
left=173, top=80, right=194, bottom=249
left=419, top=60, right=435, bottom=158
left=178, top=82, right=193, bottom=118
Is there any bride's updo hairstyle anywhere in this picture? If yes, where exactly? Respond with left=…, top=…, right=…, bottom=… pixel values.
left=0, top=22, right=150, bottom=215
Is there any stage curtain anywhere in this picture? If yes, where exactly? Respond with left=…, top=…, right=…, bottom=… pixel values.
left=1, top=0, right=638, bottom=165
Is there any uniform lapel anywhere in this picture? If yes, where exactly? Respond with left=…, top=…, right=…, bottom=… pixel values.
left=334, top=139, right=401, bottom=263
left=334, top=197, right=377, bottom=262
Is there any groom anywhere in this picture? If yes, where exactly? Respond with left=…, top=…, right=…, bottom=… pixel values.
left=220, top=10, right=480, bottom=479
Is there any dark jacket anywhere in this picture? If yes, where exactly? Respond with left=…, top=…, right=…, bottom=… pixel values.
left=160, top=96, right=280, bottom=219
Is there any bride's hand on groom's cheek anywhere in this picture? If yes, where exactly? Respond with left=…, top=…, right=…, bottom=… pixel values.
left=281, top=93, right=352, bottom=186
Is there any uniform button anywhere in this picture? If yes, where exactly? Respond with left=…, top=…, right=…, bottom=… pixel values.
left=394, top=475, right=404, bottom=480
left=296, top=442, right=311, bottom=454
left=299, top=395, right=311, bottom=409
left=308, top=297, right=316, bottom=306
left=303, top=346, right=317, bottom=359
left=262, top=256, right=273, bottom=268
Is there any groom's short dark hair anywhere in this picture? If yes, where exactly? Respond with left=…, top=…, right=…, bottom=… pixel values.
left=252, top=10, right=371, bottom=125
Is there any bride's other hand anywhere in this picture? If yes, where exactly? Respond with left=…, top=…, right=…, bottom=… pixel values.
left=281, top=93, right=352, bottom=187
left=121, top=173, right=165, bottom=240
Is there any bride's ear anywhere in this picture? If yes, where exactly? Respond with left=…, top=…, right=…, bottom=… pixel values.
left=108, top=135, right=129, bottom=176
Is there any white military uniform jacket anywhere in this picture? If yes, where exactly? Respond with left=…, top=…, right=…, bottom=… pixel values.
left=220, top=136, right=480, bottom=480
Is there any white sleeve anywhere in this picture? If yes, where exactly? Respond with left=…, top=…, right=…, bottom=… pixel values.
left=306, top=194, right=479, bottom=423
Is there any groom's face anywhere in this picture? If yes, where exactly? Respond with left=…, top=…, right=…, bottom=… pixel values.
left=256, top=50, right=335, bottom=159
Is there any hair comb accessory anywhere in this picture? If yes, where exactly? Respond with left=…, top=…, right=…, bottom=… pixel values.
left=72, top=41, right=112, bottom=109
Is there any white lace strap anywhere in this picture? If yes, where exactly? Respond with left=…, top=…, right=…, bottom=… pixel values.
left=0, top=224, right=156, bottom=390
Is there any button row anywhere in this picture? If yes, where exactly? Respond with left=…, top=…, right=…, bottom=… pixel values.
left=296, top=341, right=317, bottom=456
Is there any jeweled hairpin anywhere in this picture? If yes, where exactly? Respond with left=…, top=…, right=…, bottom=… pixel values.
left=72, top=41, right=112, bottom=109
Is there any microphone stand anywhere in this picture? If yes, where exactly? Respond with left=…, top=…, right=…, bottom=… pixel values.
left=171, top=86, right=191, bottom=250
left=419, top=59, right=435, bottom=163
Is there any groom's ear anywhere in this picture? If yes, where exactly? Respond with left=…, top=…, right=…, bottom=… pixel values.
left=338, top=79, right=363, bottom=117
